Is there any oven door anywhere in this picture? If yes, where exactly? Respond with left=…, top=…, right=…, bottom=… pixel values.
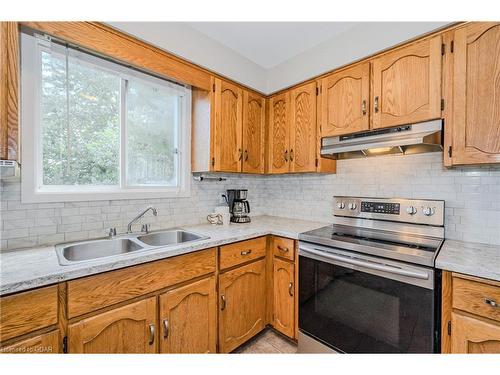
left=299, top=242, right=439, bottom=353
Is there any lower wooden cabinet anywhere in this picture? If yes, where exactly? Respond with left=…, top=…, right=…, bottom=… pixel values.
left=0, top=330, right=60, bottom=354
left=68, top=297, right=157, bottom=353
left=273, top=258, right=295, bottom=338
left=451, top=312, right=500, bottom=353
left=218, top=259, right=266, bottom=353
left=159, top=276, right=217, bottom=353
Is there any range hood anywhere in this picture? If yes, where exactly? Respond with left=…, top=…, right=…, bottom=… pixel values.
left=321, top=120, right=443, bottom=160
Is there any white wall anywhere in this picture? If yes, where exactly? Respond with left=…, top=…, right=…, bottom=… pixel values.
left=266, top=22, right=450, bottom=92
left=108, top=22, right=268, bottom=93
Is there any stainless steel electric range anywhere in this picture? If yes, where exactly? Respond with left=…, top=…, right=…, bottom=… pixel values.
left=298, top=196, right=445, bottom=354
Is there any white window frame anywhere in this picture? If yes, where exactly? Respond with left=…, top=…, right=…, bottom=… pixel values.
left=20, top=33, right=191, bottom=203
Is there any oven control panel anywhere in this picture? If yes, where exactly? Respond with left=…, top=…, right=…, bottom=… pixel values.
left=333, top=196, right=444, bottom=226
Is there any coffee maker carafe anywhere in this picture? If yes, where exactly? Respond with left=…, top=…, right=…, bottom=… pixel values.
left=225, top=189, right=251, bottom=223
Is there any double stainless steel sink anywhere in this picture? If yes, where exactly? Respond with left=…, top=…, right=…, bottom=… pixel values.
left=55, top=229, right=209, bottom=266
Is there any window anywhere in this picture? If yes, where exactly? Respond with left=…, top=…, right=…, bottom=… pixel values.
left=20, top=32, right=191, bottom=203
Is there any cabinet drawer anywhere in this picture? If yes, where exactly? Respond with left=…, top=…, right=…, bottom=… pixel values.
left=219, top=237, right=267, bottom=270
left=0, top=330, right=60, bottom=354
left=67, top=248, right=216, bottom=318
left=453, top=276, right=500, bottom=322
left=0, top=285, right=58, bottom=342
left=272, top=236, right=295, bottom=261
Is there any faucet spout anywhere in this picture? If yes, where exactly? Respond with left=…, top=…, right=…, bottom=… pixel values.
left=127, top=206, right=158, bottom=234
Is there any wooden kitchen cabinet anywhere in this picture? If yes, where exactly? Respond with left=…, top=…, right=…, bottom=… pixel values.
left=273, top=258, right=295, bottom=339
left=159, top=276, right=217, bottom=353
left=451, top=312, right=500, bottom=353
left=268, top=91, right=291, bottom=174
left=320, top=62, right=371, bottom=137
left=242, top=90, right=265, bottom=173
left=219, top=259, right=266, bottom=353
left=0, top=330, right=60, bottom=354
left=68, top=297, right=157, bottom=353
left=371, top=36, right=442, bottom=129
left=448, top=22, right=500, bottom=165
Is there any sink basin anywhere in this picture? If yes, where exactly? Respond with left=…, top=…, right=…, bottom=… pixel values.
left=57, top=238, right=144, bottom=264
left=137, top=230, right=208, bottom=247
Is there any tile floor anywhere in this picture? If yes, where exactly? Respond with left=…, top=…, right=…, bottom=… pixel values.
left=234, top=328, right=298, bottom=354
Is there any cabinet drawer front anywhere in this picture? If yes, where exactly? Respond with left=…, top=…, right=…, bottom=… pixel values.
left=272, top=236, right=295, bottom=261
left=67, top=248, right=216, bottom=318
left=219, top=237, right=267, bottom=270
left=0, top=285, right=58, bottom=342
left=453, top=276, right=500, bottom=322
left=0, top=330, right=60, bottom=354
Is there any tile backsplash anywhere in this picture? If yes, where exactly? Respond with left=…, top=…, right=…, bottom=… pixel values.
left=1, top=152, right=500, bottom=251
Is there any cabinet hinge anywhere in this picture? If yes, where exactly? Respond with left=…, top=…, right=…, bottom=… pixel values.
left=441, top=99, right=445, bottom=111
left=447, top=320, right=452, bottom=336
left=211, top=157, right=215, bottom=167
left=450, top=40, right=454, bottom=53
left=448, top=146, right=452, bottom=158
left=441, top=43, right=446, bottom=55
left=315, top=158, right=319, bottom=167
left=62, top=336, right=68, bottom=353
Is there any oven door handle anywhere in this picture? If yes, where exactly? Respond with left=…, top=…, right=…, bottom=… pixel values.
left=299, top=245, right=429, bottom=280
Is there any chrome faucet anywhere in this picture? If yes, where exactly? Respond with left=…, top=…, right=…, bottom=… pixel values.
left=127, top=206, right=158, bottom=233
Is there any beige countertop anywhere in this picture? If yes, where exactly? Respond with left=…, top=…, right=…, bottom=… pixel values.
left=0, top=215, right=327, bottom=296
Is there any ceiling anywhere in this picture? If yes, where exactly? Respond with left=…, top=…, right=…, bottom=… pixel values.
left=186, top=22, right=360, bottom=69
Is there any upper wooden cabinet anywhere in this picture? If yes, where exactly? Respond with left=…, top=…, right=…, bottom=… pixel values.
left=268, top=92, right=291, bottom=174
left=320, top=63, right=370, bottom=137
left=290, top=82, right=318, bottom=173
left=371, top=36, right=442, bottom=129
left=213, top=78, right=243, bottom=172
left=159, top=276, right=217, bottom=354
left=68, top=297, right=157, bottom=353
left=449, top=22, right=500, bottom=165
left=242, top=90, right=265, bottom=173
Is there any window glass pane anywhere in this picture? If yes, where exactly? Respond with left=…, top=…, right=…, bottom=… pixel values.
left=126, top=80, right=178, bottom=187
left=40, top=50, right=121, bottom=186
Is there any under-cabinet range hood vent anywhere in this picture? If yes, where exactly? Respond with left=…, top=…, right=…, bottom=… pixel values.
left=321, top=120, right=443, bottom=160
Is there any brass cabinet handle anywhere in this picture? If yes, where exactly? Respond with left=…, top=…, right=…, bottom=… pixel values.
left=362, top=100, right=367, bottom=115
left=240, top=249, right=252, bottom=256
left=374, top=96, right=379, bottom=113
left=288, top=282, right=294, bottom=297
left=220, top=295, right=226, bottom=310
left=238, top=149, right=243, bottom=161
left=244, top=150, right=248, bottom=161
left=485, top=298, right=498, bottom=308
left=148, top=323, right=155, bottom=345
left=277, top=245, right=289, bottom=253
left=163, top=319, right=169, bottom=339
left=290, top=149, right=294, bottom=162
left=284, top=150, right=288, bottom=162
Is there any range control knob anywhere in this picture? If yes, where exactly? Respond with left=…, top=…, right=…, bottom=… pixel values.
left=348, top=202, right=357, bottom=210
left=406, top=206, right=417, bottom=215
left=422, top=207, right=435, bottom=216
left=337, top=202, right=346, bottom=209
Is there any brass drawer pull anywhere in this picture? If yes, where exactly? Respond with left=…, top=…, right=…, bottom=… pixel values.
left=362, top=99, right=367, bottom=115
left=290, top=149, right=294, bottom=162
left=240, top=249, right=252, bottom=256
left=244, top=150, right=248, bottom=161
left=288, top=282, right=294, bottom=297
left=485, top=298, right=498, bottom=308
left=277, top=245, right=289, bottom=253
left=238, top=149, right=243, bottom=161
left=220, top=295, right=226, bottom=310
left=148, top=323, right=155, bottom=345
left=374, top=96, right=379, bottom=113
left=284, top=150, right=288, bottom=162
left=163, top=319, right=169, bottom=339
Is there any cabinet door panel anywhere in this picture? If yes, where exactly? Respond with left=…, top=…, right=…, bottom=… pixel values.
left=290, top=82, right=317, bottom=173
left=372, top=36, right=441, bottom=129
left=159, top=277, right=216, bottom=353
left=273, top=258, right=295, bottom=338
left=0, top=330, right=60, bottom=354
left=452, top=22, right=500, bottom=165
left=242, top=91, right=265, bottom=173
left=268, top=92, right=290, bottom=174
left=68, top=297, right=157, bottom=353
left=213, top=78, right=243, bottom=172
left=451, top=312, right=500, bottom=353
left=219, top=259, right=266, bottom=353
left=321, top=63, right=370, bottom=136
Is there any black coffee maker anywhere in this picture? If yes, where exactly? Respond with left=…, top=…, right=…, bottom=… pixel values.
left=224, top=189, right=251, bottom=223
